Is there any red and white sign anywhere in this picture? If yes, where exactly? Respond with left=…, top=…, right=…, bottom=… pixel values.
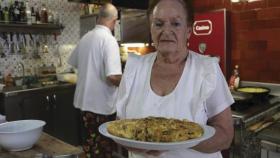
left=193, top=20, right=212, bottom=36
left=189, top=9, right=229, bottom=77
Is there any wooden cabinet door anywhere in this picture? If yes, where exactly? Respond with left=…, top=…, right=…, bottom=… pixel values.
left=52, top=88, right=81, bottom=145
left=19, top=93, right=54, bottom=134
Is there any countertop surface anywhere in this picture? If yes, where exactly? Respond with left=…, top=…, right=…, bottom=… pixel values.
left=0, top=132, right=84, bottom=158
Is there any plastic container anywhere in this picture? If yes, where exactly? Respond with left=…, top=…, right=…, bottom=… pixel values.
left=0, top=83, right=5, bottom=91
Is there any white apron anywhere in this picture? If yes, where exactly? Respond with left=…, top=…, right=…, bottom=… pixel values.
left=115, top=51, right=234, bottom=158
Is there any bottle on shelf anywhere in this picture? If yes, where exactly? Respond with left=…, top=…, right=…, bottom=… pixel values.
left=3, top=6, right=9, bottom=22
left=52, top=11, right=60, bottom=25
left=4, top=73, right=14, bottom=87
left=47, top=10, right=54, bottom=23
left=19, top=1, right=26, bottom=22
left=93, top=4, right=100, bottom=14
left=34, top=3, right=40, bottom=24
left=30, top=6, right=35, bottom=24
left=40, top=3, right=48, bottom=23
left=4, top=66, right=14, bottom=87
left=84, top=4, right=89, bottom=15
left=79, top=4, right=84, bottom=16
left=229, top=65, right=240, bottom=90
left=25, top=1, right=31, bottom=25
left=0, top=2, right=3, bottom=22
left=8, top=0, right=14, bottom=22
left=13, top=0, right=20, bottom=22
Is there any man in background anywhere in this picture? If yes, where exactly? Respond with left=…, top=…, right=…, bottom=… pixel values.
left=68, top=3, right=122, bottom=158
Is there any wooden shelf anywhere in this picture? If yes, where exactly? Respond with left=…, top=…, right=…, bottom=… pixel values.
left=68, top=0, right=111, bottom=4
left=80, top=13, right=98, bottom=19
left=0, top=22, right=64, bottom=34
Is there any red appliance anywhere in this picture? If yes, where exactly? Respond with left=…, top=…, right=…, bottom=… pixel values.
left=189, top=9, right=230, bottom=78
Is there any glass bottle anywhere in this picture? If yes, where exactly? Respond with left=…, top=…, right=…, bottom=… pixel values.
left=30, top=6, right=35, bottom=24
left=3, top=6, right=8, bottom=22
left=52, top=11, right=60, bottom=24
left=4, top=73, right=14, bottom=87
left=40, top=4, right=48, bottom=23
left=84, top=4, right=89, bottom=15
left=34, top=3, right=40, bottom=24
left=47, top=10, right=54, bottom=23
left=8, top=0, right=14, bottom=22
left=0, top=2, right=3, bottom=22
left=13, top=0, right=20, bottom=22
left=25, top=1, right=31, bottom=24
left=19, top=1, right=26, bottom=22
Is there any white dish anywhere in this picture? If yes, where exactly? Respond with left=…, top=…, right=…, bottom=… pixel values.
left=99, top=121, right=215, bottom=150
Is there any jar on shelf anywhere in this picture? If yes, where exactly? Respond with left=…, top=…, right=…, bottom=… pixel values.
left=229, top=65, right=240, bottom=90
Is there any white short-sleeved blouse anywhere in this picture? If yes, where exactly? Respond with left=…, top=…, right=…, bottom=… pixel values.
left=115, top=50, right=234, bottom=158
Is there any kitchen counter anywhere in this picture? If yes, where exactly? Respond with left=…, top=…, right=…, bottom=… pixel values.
left=0, top=82, right=75, bottom=97
left=0, top=82, right=81, bottom=146
left=0, top=133, right=84, bottom=158
left=257, top=121, right=280, bottom=157
left=258, top=121, right=280, bottom=145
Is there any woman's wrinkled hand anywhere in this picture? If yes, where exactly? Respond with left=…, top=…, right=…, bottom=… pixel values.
left=125, top=146, right=166, bottom=156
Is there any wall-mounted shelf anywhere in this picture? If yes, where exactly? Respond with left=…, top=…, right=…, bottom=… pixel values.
left=68, top=0, right=111, bottom=5
left=0, top=23, right=64, bottom=34
left=68, top=0, right=148, bottom=9
left=80, top=13, right=98, bottom=19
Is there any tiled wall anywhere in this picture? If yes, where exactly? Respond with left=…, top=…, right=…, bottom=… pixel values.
left=0, top=0, right=80, bottom=78
left=194, top=0, right=280, bottom=84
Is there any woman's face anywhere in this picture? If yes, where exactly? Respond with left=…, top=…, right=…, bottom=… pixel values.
left=150, top=0, right=192, bottom=55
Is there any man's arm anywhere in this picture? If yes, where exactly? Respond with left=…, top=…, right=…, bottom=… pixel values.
left=107, top=75, right=122, bottom=86
left=192, top=107, right=234, bottom=153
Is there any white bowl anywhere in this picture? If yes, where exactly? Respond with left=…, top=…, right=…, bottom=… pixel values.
left=0, top=120, right=46, bottom=151
left=0, top=115, right=6, bottom=124
left=56, top=73, right=77, bottom=83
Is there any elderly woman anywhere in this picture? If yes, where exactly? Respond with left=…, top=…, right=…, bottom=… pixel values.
left=115, top=0, right=234, bottom=157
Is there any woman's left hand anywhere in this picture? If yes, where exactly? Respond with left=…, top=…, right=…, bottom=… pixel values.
left=125, top=146, right=166, bottom=156
left=146, top=150, right=166, bottom=156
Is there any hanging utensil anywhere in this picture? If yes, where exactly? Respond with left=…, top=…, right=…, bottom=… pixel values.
left=53, top=33, right=62, bottom=67
left=7, top=33, right=13, bottom=55
left=42, top=35, right=49, bottom=54
left=1, top=33, right=9, bottom=57
left=25, top=34, right=32, bottom=58
left=19, top=34, right=27, bottom=58
left=32, top=34, right=41, bottom=59
left=0, top=33, right=6, bottom=58
left=12, top=33, right=19, bottom=54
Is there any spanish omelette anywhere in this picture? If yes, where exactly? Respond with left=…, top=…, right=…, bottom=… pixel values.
left=107, top=117, right=204, bottom=142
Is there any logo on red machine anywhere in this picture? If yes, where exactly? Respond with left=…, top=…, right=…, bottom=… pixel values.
left=193, top=20, right=212, bottom=36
